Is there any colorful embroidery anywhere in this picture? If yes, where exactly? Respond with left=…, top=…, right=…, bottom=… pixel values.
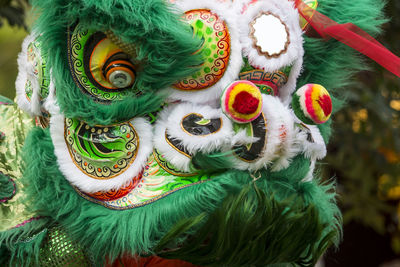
left=26, top=39, right=50, bottom=100
left=24, top=80, right=33, bottom=101
left=75, top=155, right=210, bottom=210
left=174, top=9, right=231, bottom=91
left=64, top=118, right=139, bottom=179
left=299, top=0, right=318, bottom=30
left=12, top=216, right=44, bottom=229
left=35, top=113, right=50, bottom=129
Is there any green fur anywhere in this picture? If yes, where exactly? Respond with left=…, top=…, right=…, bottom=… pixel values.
left=19, top=127, right=340, bottom=265
left=0, top=217, right=51, bottom=267
left=22, top=127, right=243, bottom=264
left=0, top=173, right=16, bottom=201
left=300, top=0, right=386, bottom=90
left=31, top=0, right=202, bottom=125
left=156, top=184, right=336, bottom=267
left=191, top=151, right=233, bottom=172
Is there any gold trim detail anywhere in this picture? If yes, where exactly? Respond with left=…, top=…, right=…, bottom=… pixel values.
left=153, top=150, right=197, bottom=177
left=164, top=131, right=192, bottom=158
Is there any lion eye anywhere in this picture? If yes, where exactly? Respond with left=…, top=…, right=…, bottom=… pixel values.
left=103, top=54, right=136, bottom=89
left=68, top=23, right=138, bottom=102
left=108, top=70, right=134, bottom=88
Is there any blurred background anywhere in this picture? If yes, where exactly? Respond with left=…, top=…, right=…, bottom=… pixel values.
left=0, top=0, right=399, bottom=266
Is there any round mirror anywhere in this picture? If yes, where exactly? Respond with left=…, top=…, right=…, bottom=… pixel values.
left=250, top=12, right=290, bottom=58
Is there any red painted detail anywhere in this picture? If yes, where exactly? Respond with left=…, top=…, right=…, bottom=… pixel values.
left=86, top=173, right=142, bottom=201
left=232, top=91, right=259, bottom=114
left=318, top=94, right=332, bottom=117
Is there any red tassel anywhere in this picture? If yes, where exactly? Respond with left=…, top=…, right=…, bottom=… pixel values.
left=295, top=0, right=400, bottom=78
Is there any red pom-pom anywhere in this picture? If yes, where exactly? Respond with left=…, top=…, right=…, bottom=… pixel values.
left=232, top=91, right=260, bottom=114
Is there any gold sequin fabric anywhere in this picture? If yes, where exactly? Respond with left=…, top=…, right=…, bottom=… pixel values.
left=0, top=102, right=35, bottom=231
left=105, top=30, right=138, bottom=58
left=39, top=226, right=93, bottom=267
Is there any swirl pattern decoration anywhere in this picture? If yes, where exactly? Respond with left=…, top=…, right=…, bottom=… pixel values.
left=174, top=9, right=231, bottom=91
left=64, top=118, right=139, bottom=179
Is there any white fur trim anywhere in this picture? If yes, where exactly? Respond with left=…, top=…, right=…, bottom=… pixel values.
left=269, top=107, right=299, bottom=172
left=166, top=103, right=234, bottom=153
left=235, top=0, right=304, bottom=104
left=50, top=113, right=153, bottom=193
left=154, top=103, right=234, bottom=172
left=153, top=104, right=193, bottom=172
left=230, top=129, right=260, bottom=146
left=165, top=0, right=242, bottom=104
left=228, top=95, right=298, bottom=171
left=16, top=33, right=42, bottom=116
left=302, top=160, right=316, bottom=182
left=16, top=33, right=54, bottom=116
left=296, top=124, right=327, bottom=160
left=42, top=73, right=59, bottom=115
left=292, top=112, right=327, bottom=160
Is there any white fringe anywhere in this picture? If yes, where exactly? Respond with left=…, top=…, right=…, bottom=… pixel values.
left=16, top=33, right=42, bottom=116
left=50, top=113, right=153, bottom=193
left=227, top=95, right=299, bottom=171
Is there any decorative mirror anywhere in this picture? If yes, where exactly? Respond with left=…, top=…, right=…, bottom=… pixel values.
left=250, top=12, right=290, bottom=58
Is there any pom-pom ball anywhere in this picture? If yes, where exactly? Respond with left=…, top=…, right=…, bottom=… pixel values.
left=292, top=84, right=332, bottom=125
left=221, top=80, right=263, bottom=123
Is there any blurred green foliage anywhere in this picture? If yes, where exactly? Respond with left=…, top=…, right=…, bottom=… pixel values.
left=0, top=0, right=28, bottom=99
left=0, top=0, right=28, bottom=29
left=323, top=0, right=400, bottom=252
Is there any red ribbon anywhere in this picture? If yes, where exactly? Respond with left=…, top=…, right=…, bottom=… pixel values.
left=295, top=0, right=400, bottom=78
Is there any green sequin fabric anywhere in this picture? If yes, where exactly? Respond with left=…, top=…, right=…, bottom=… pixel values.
left=39, top=226, right=92, bottom=267
left=0, top=100, right=35, bottom=231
